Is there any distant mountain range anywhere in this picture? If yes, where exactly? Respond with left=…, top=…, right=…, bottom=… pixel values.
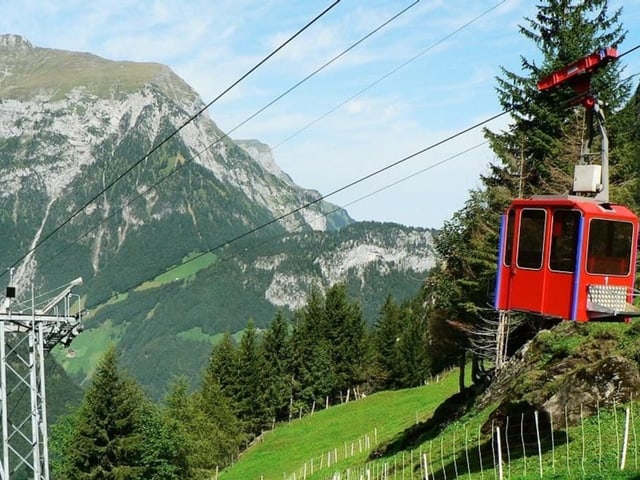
left=0, top=34, right=438, bottom=397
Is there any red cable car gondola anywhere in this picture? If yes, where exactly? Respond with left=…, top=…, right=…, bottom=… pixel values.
left=494, top=48, right=640, bottom=322
left=495, top=196, right=638, bottom=321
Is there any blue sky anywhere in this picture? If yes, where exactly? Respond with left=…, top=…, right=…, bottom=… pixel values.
left=2, top=0, right=640, bottom=229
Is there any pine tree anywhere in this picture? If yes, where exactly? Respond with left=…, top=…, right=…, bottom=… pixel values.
left=359, top=327, right=383, bottom=394
left=65, top=347, right=189, bottom=479
left=300, top=286, right=326, bottom=341
left=209, top=331, right=238, bottom=400
left=66, top=347, right=145, bottom=479
left=323, top=283, right=366, bottom=398
left=235, top=319, right=270, bottom=435
left=396, top=305, right=430, bottom=388
left=289, top=308, right=335, bottom=413
left=373, top=295, right=404, bottom=389
left=261, top=310, right=292, bottom=422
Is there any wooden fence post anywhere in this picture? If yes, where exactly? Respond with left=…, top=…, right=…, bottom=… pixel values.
left=621, top=407, right=631, bottom=470
left=422, top=453, right=429, bottom=480
left=496, top=426, right=504, bottom=480
left=534, top=410, right=543, bottom=478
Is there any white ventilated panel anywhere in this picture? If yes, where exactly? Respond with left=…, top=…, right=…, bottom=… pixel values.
left=588, top=284, right=627, bottom=312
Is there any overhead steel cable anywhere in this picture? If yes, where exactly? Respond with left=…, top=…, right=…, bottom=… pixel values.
left=213, top=0, right=420, bottom=140
left=68, top=64, right=640, bottom=312
left=0, top=0, right=342, bottom=279
left=81, top=142, right=488, bottom=312
left=619, top=44, right=640, bottom=59
left=31, top=0, right=422, bottom=273
left=273, top=0, right=507, bottom=150
left=82, top=112, right=508, bottom=312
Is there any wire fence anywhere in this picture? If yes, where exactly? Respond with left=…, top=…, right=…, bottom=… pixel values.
left=255, top=371, right=456, bottom=480
left=273, top=400, right=640, bottom=480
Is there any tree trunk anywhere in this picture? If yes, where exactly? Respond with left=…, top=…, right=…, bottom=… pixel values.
left=471, top=354, right=482, bottom=384
left=458, top=350, right=466, bottom=392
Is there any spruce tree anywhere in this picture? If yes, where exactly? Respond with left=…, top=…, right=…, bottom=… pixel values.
left=359, top=327, right=383, bottom=394
left=65, top=347, right=189, bottom=479
left=323, top=283, right=366, bottom=398
left=300, top=286, right=326, bottom=341
left=235, top=320, right=270, bottom=435
left=289, top=308, right=334, bottom=413
left=396, top=308, right=430, bottom=388
left=209, top=331, right=238, bottom=400
left=373, top=295, right=404, bottom=389
left=66, top=347, right=145, bottom=479
left=261, top=310, right=292, bottom=422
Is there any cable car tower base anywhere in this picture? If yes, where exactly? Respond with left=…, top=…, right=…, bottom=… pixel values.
left=0, top=277, right=83, bottom=480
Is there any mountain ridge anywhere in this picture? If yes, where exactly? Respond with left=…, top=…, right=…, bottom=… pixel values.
left=0, top=33, right=186, bottom=102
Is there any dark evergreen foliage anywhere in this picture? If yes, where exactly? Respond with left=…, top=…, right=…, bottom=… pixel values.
left=289, top=303, right=336, bottom=413
left=209, top=331, right=239, bottom=398
left=485, top=0, right=629, bottom=198
left=234, top=320, right=271, bottom=435
left=261, top=311, right=292, bottom=422
left=60, top=347, right=190, bottom=479
left=322, top=284, right=367, bottom=397
left=372, top=295, right=404, bottom=389
left=396, top=304, right=431, bottom=388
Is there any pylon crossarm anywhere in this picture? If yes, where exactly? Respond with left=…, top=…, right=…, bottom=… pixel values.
left=0, top=314, right=77, bottom=323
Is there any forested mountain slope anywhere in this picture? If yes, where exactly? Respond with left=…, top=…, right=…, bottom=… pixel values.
left=0, top=34, right=437, bottom=396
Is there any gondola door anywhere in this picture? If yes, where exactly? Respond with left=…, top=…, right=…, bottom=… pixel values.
left=507, top=208, right=547, bottom=314
left=543, top=209, right=582, bottom=319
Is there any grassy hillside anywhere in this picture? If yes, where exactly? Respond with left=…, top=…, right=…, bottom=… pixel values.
left=219, top=322, right=640, bottom=480
left=0, top=36, right=196, bottom=102
left=360, top=322, right=640, bottom=480
left=219, top=368, right=462, bottom=480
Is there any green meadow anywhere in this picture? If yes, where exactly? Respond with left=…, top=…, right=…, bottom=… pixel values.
left=220, top=369, right=462, bottom=480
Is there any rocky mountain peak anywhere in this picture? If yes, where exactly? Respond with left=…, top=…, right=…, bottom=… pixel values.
left=236, top=139, right=294, bottom=185
left=0, top=34, right=33, bottom=50
left=0, top=34, right=199, bottom=105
